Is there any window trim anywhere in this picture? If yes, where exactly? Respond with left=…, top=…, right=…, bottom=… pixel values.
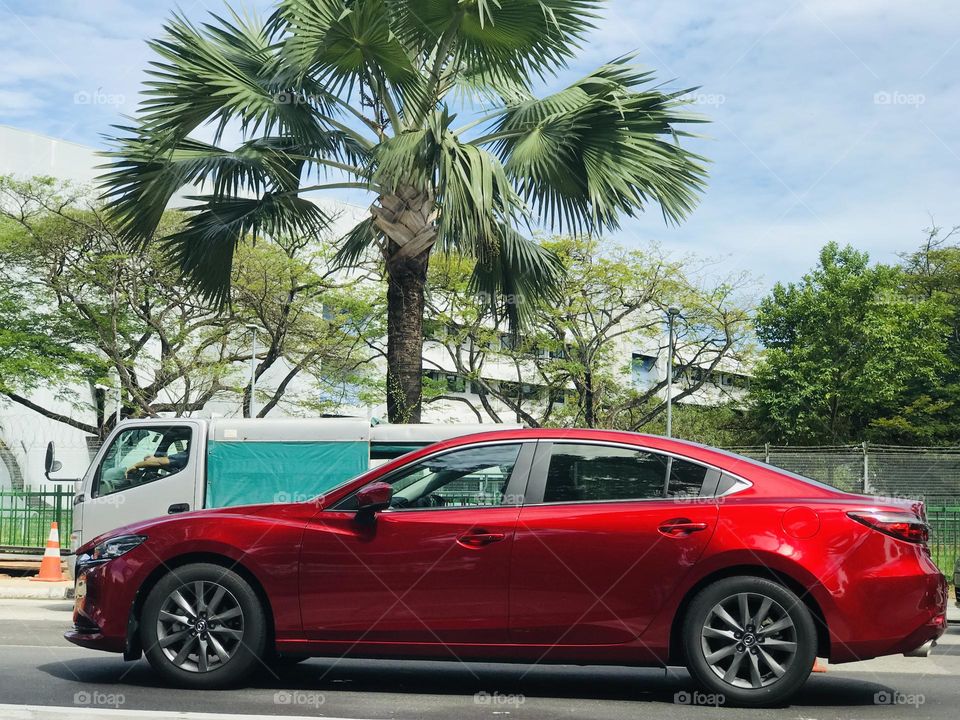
left=329, top=440, right=537, bottom=513
left=523, top=439, right=751, bottom=507
left=92, top=423, right=195, bottom=499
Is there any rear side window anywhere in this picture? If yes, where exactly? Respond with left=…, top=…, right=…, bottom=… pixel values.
left=542, top=444, right=709, bottom=503
left=667, top=456, right=709, bottom=498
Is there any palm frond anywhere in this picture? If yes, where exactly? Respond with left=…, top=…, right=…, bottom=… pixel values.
left=332, top=215, right=379, bottom=268
left=435, top=134, right=518, bottom=254
left=468, top=225, right=564, bottom=329
left=275, top=0, right=425, bottom=122
left=99, top=132, right=320, bottom=245
left=389, top=0, right=600, bottom=88
left=485, top=58, right=709, bottom=232
left=162, top=193, right=332, bottom=305
left=142, top=9, right=342, bottom=144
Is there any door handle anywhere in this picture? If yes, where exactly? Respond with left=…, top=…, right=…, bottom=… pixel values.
left=457, top=531, right=506, bottom=548
left=658, top=518, right=708, bottom=537
left=168, top=503, right=190, bottom=514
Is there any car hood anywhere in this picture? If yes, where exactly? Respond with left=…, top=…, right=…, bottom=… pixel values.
left=77, top=501, right=315, bottom=554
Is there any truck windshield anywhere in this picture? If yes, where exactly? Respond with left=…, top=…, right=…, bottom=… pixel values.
left=95, top=426, right=193, bottom=497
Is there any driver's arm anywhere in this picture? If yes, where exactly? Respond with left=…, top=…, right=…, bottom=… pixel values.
left=126, top=455, right=171, bottom=475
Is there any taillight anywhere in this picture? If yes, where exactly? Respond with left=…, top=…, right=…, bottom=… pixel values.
left=848, top=511, right=929, bottom=544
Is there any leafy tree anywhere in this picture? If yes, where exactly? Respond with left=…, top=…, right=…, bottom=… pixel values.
left=870, top=224, right=960, bottom=443
left=748, top=242, right=949, bottom=444
left=99, top=0, right=709, bottom=423
left=635, top=402, right=748, bottom=447
left=422, top=236, right=752, bottom=429
left=0, top=176, right=376, bottom=438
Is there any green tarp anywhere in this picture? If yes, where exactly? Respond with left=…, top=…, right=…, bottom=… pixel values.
left=205, top=440, right=369, bottom=508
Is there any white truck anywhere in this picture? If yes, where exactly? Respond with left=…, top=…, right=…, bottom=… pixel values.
left=47, top=417, right=514, bottom=573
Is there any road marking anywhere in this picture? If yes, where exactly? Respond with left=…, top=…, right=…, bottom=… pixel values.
left=0, top=644, right=91, bottom=650
left=0, top=706, right=374, bottom=720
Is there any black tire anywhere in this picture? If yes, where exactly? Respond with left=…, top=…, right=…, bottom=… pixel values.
left=682, top=576, right=817, bottom=707
left=140, top=563, right=267, bottom=689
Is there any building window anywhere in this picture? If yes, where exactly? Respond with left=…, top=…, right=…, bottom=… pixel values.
left=631, top=353, right=657, bottom=386
left=500, top=380, right=543, bottom=401
left=424, top=370, right=467, bottom=393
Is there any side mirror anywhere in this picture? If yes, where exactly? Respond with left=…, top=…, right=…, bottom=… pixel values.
left=356, top=481, right=392, bottom=515
left=44, top=442, right=63, bottom=478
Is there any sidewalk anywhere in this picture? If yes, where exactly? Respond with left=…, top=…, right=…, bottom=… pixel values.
left=0, top=575, right=73, bottom=600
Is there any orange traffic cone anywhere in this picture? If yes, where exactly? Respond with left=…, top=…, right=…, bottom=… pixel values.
left=30, top=522, right=64, bottom=582
left=812, top=658, right=827, bottom=673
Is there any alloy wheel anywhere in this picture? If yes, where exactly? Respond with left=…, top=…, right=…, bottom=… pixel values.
left=156, top=580, right=245, bottom=673
left=700, top=591, right=798, bottom=689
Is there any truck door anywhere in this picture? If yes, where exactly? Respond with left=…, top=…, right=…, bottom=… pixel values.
left=78, top=423, right=201, bottom=544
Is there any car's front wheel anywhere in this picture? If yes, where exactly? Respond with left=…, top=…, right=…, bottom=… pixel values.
left=140, top=563, right=267, bottom=688
left=682, top=576, right=818, bottom=707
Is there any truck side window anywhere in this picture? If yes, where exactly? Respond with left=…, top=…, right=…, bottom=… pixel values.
left=94, top=426, right=193, bottom=497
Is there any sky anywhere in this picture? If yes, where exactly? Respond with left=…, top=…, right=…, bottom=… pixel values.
left=0, top=0, right=958, bottom=287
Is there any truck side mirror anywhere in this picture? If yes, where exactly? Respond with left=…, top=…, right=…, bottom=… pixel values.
left=44, top=442, right=63, bottom=478
left=356, top=481, right=392, bottom=515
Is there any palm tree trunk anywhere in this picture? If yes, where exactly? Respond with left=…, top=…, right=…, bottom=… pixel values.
left=373, top=187, right=438, bottom=423
left=385, top=248, right=430, bottom=422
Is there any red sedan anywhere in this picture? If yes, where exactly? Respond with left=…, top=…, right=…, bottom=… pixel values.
left=66, top=429, right=947, bottom=707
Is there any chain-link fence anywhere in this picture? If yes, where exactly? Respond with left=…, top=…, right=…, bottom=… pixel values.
left=729, top=444, right=960, bottom=574
left=727, top=443, right=960, bottom=505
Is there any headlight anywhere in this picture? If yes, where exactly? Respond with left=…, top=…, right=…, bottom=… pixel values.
left=88, top=534, right=147, bottom=562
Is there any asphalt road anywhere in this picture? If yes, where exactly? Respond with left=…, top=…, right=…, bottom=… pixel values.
left=0, top=599, right=957, bottom=720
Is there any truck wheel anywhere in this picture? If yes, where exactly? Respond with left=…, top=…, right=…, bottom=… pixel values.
left=682, top=576, right=817, bottom=707
left=140, top=563, right=267, bottom=688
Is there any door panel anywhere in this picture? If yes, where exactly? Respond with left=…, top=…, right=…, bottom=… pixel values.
left=300, top=507, right=521, bottom=643
left=510, top=501, right=717, bottom=644
left=299, top=441, right=534, bottom=644
left=509, top=440, right=719, bottom=645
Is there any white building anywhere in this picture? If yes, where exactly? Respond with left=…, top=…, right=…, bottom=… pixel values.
left=0, top=126, right=748, bottom=489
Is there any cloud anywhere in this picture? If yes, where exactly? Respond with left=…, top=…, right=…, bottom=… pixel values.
left=0, top=89, right=42, bottom=115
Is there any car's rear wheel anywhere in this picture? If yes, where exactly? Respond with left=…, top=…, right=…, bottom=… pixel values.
left=682, top=576, right=817, bottom=707
left=140, top=563, right=267, bottom=688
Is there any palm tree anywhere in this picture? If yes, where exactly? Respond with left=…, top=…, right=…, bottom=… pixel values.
left=101, top=0, right=708, bottom=423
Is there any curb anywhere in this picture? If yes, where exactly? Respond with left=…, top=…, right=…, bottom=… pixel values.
left=0, top=584, right=73, bottom=601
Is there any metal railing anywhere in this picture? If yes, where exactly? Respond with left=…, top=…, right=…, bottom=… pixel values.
left=928, top=506, right=959, bottom=578
left=0, top=486, right=73, bottom=552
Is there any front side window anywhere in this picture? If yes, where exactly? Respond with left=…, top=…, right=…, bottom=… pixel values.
left=542, top=444, right=708, bottom=503
left=95, top=425, right=192, bottom=497
left=339, top=444, right=523, bottom=511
